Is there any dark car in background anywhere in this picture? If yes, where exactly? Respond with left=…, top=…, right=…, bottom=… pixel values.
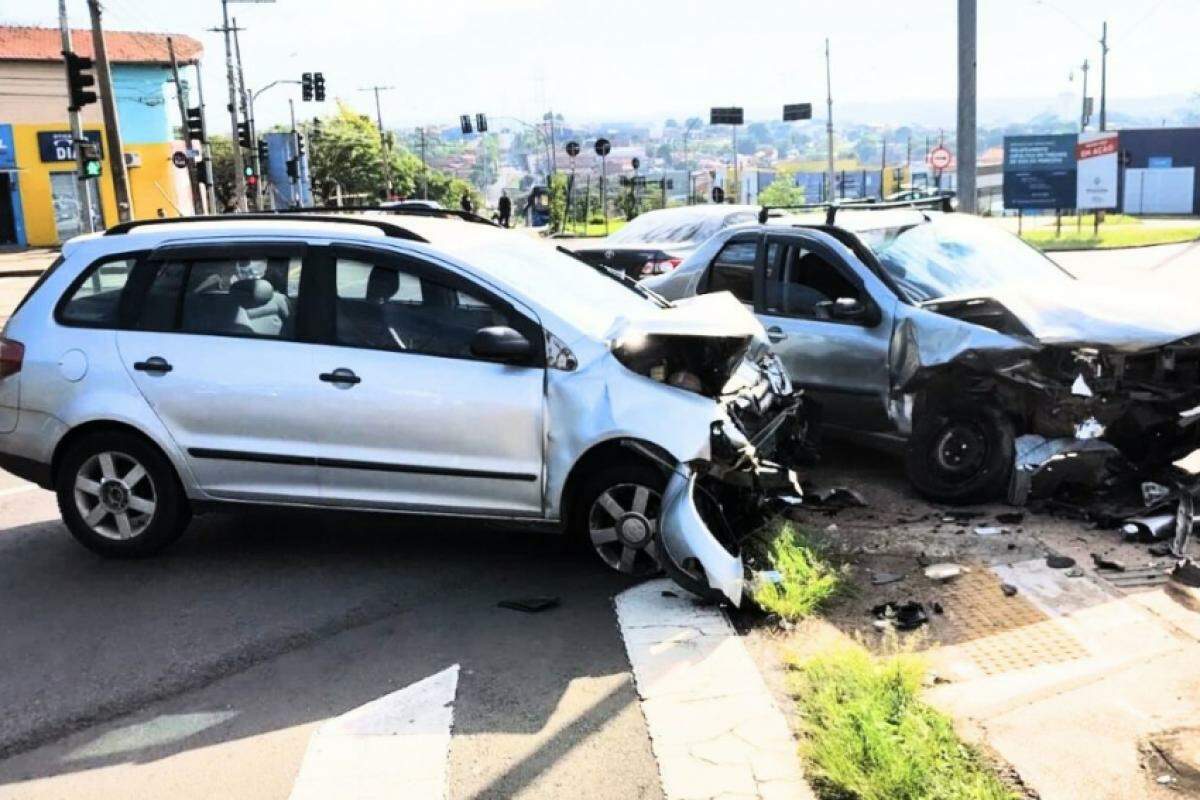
left=566, top=205, right=762, bottom=279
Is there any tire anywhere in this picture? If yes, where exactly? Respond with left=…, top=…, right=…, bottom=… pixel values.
left=570, top=461, right=667, bottom=578
left=905, top=400, right=1014, bottom=504
left=55, top=430, right=190, bottom=557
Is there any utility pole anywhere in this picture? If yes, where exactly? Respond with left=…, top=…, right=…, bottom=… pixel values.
left=288, top=98, right=300, bottom=207
left=1079, top=58, right=1090, bottom=131
left=364, top=86, right=394, bottom=198
left=58, top=0, right=95, bottom=233
left=193, top=63, right=218, bottom=213
left=1099, top=21, right=1109, bottom=131
left=956, top=0, right=977, bottom=213
left=546, top=111, right=558, bottom=175
left=824, top=38, right=835, bottom=204
left=86, top=0, right=133, bottom=222
left=217, top=0, right=246, bottom=211
left=230, top=18, right=261, bottom=210
left=879, top=133, right=887, bottom=199
left=167, top=38, right=202, bottom=215
left=419, top=127, right=428, bottom=200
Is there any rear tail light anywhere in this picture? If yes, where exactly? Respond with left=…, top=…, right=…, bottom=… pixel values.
left=640, top=257, right=682, bottom=276
left=0, top=338, right=24, bottom=379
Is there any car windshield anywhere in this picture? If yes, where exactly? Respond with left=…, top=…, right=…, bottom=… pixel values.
left=861, top=216, right=1074, bottom=303
left=606, top=211, right=745, bottom=245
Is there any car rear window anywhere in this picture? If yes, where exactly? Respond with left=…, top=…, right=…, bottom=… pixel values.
left=58, top=257, right=139, bottom=327
left=11, top=255, right=65, bottom=319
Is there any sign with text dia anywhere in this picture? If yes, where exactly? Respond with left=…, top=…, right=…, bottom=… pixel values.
left=1003, top=134, right=1077, bottom=210
left=1075, top=131, right=1118, bottom=210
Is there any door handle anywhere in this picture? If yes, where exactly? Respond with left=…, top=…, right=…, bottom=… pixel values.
left=766, top=326, right=788, bottom=343
left=133, top=357, right=173, bottom=374
left=319, top=368, right=361, bottom=386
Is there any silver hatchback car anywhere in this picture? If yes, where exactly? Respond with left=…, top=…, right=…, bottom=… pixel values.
left=0, top=213, right=809, bottom=604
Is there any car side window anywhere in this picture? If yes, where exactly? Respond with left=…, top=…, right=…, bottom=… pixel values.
left=764, top=242, right=862, bottom=319
left=333, top=255, right=515, bottom=360
left=59, top=257, right=138, bottom=327
left=704, top=239, right=757, bottom=303
left=177, top=257, right=299, bottom=340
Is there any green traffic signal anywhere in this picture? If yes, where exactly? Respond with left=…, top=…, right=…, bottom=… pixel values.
left=84, top=160, right=102, bottom=178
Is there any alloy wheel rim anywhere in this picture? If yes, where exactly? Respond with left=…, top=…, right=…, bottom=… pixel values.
left=73, top=451, right=157, bottom=541
left=588, top=482, right=663, bottom=576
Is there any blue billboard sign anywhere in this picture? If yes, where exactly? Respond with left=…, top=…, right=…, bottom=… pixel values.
left=1003, top=134, right=1077, bottom=210
left=0, top=124, right=15, bottom=170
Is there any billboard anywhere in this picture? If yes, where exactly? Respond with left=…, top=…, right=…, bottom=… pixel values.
left=1003, top=134, right=1077, bottom=210
left=1076, top=132, right=1119, bottom=210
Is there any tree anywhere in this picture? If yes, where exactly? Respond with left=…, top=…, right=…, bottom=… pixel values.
left=547, top=172, right=569, bottom=232
left=206, top=134, right=239, bottom=211
left=757, top=168, right=806, bottom=207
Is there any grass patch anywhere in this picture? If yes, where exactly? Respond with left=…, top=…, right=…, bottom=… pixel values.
left=557, top=219, right=629, bottom=238
left=1022, top=223, right=1200, bottom=250
left=745, top=521, right=844, bottom=621
left=788, top=644, right=1018, bottom=800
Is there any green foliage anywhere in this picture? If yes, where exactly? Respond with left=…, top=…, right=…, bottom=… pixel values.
left=746, top=521, right=842, bottom=621
left=547, top=172, right=570, bottom=232
left=758, top=167, right=807, bottom=208
left=206, top=134, right=238, bottom=211
left=789, top=645, right=1017, bottom=800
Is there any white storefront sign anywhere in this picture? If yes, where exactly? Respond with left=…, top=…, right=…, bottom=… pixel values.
left=1075, top=132, right=1119, bottom=210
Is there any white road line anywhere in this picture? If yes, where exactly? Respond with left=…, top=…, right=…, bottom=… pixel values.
left=289, top=664, right=459, bottom=800
left=615, top=579, right=812, bottom=800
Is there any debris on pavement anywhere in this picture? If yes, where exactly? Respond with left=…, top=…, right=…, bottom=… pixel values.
left=996, top=512, right=1025, bottom=525
left=1066, top=567, right=1085, bottom=578
left=1001, top=583, right=1018, bottom=597
left=871, top=600, right=929, bottom=631
left=1171, top=559, right=1200, bottom=589
left=1046, top=553, right=1076, bottom=569
left=924, top=563, right=966, bottom=582
left=974, top=525, right=1005, bottom=536
left=870, top=571, right=905, bottom=586
left=806, top=486, right=868, bottom=511
left=1092, top=554, right=1127, bottom=572
left=497, top=596, right=561, bottom=613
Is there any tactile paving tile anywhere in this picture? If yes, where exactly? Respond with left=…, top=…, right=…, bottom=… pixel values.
left=932, top=569, right=1089, bottom=676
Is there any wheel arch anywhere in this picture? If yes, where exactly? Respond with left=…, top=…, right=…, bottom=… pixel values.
left=558, top=437, right=677, bottom=530
left=51, top=420, right=182, bottom=490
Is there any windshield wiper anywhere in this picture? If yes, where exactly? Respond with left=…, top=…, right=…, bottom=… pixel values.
left=556, top=245, right=673, bottom=308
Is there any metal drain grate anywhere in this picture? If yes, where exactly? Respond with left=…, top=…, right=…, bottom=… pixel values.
left=932, top=569, right=1089, bottom=676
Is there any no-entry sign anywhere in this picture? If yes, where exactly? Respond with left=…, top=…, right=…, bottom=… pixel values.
left=929, top=146, right=952, bottom=171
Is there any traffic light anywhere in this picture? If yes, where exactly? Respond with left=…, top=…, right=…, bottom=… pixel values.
left=460, top=114, right=473, bottom=135
left=256, top=139, right=269, bottom=163
left=301, top=72, right=313, bottom=102
left=185, top=107, right=206, bottom=143
left=310, top=117, right=322, bottom=142
left=63, top=51, right=97, bottom=112
left=286, top=158, right=299, bottom=179
left=237, top=121, right=252, bottom=150
left=475, top=113, right=487, bottom=133
left=313, top=72, right=325, bottom=102
left=295, top=133, right=305, bottom=159
left=79, top=140, right=102, bottom=178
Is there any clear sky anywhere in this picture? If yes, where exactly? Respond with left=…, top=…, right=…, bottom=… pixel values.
left=8, top=0, right=1196, bottom=132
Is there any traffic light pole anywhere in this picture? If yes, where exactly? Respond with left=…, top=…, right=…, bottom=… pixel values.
left=58, top=0, right=94, bottom=234
left=167, top=37, right=203, bottom=215
left=230, top=17, right=263, bottom=211
left=288, top=98, right=300, bottom=207
left=193, top=63, right=218, bottom=214
left=86, top=0, right=134, bottom=222
left=219, top=0, right=247, bottom=211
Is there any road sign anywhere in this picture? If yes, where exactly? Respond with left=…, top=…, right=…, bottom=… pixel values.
left=565, top=140, right=580, bottom=158
left=1076, top=131, right=1118, bottom=210
left=631, top=157, right=640, bottom=170
left=36, top=131, right=102, bottom=163
left=172, top=151, right=189, bottom=169
left=710, top=107, right=744, bottom=125
left=1003, top=134, right=1077, bottom=210
left=783, top=103, right=812, bottom=121
left=928, top=146, right=952, bottom=171
left=594, top=138, right=611, bottom=157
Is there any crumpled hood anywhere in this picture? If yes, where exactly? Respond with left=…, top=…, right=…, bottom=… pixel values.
left=925, top=281, right=1200, bottom=352
left=604, top=291, right=766, bottom=344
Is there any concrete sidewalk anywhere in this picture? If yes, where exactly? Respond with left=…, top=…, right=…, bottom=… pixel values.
left=0, top=248, right=58, bottom=278
left=927, top=560, right=1200, bottom=800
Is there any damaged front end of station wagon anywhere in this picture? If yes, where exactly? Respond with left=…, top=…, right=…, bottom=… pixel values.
left=546, top=293, right=815, bottom=605
left=891, top=280, right=1200, bottom=545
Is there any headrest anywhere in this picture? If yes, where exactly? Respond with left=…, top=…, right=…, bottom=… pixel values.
left=366, top=267, right=399, bottom=303
left=229, top=278, right=274, bottom=308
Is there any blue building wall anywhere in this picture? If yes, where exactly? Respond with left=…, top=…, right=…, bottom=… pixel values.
left=112, top=64, right=172, bottom=144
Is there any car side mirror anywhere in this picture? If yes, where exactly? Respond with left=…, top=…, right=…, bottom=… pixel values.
left=470, top=326, right=532, bottom=362
left=817, top=297, right=869, bottom=321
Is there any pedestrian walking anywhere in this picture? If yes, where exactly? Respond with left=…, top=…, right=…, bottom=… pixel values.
left=498, top=192, right=512, bottom=228
left=460, top=193, right=474, bottom=215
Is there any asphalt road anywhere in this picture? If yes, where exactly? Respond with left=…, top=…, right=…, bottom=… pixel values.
left=0, top=487, right=661, bottom=799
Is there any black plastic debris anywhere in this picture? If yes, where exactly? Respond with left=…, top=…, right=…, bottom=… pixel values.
left=996, top=512, right=1025, bottom=525
left=931, top=601, right=944, bottom=614
left=808, top=486, right=868, bottom=511
left=871, top=571, right=905, bottom=586
left=498, top=596, right=560, bottom=613
left=1091, top=553, right=1126, bottom=572
left=941, top=510, right=983, bottom=523
left=1001, top=583, right=1018, bottom=597
left=1046, top=554, right=1076, bottom=570
left=1171, top=560, right=1200, bottom=589
left=661, top=590, right=679, bottom=598
left=1149, top=543, right=1173, bottom=557
left=871, top=601, right=928, bottom=631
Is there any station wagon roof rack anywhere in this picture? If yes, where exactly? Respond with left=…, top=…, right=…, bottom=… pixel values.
left=276, top=204, right=500, bottom=226
left=103, top=213, right=429, bottom=242
left=757, top=194, right=954, bottom=225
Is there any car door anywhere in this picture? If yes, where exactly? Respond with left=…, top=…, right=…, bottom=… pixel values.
left=304, top=243, right=546, bottom=517
left=698, top=232, right=762, bottom=309
left=753, top=231, right=895, bottom=431
left=114, top=242, right=322, bottom=502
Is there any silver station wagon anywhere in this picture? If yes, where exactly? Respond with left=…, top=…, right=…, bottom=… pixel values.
left=0, top=212, right=810, bottom=604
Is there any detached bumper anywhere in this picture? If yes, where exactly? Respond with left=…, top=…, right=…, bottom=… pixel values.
left=659, top=466, right=746, bottom=605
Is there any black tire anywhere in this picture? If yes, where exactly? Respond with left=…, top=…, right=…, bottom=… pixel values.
left=905, top=400, right=1014, bottom=504
left=55, top=430, right=190, bottom=557
left=570, top=461, right=667, bottom=578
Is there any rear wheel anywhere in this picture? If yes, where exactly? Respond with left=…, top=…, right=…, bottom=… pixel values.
left=905, top=400, right=1014, bottom=504
left=56, top=431, right=190, bottom=557
left=571, top=462, right=666, bottom=577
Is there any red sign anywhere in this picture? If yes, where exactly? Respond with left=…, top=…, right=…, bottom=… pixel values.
left=1076, top=134, right=1118, bottom=160
left=929, top=146, right=952, bottom=170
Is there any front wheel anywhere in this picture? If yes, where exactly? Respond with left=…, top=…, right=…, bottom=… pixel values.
left=55, top=431, right=190, bottom=557
left=571, top=462, right=666, bottom=577
left=905, top=400, right=1014, bottom=504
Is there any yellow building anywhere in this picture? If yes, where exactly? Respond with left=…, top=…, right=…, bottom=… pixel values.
left=0, top=26, right=202, bottom=246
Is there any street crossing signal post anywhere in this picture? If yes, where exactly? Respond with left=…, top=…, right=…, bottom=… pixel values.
left=710, top=107, right=744, bottom=203
left=60, top=9, right=96, bottom=233
left=594, top=137, right=611, bottom=235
